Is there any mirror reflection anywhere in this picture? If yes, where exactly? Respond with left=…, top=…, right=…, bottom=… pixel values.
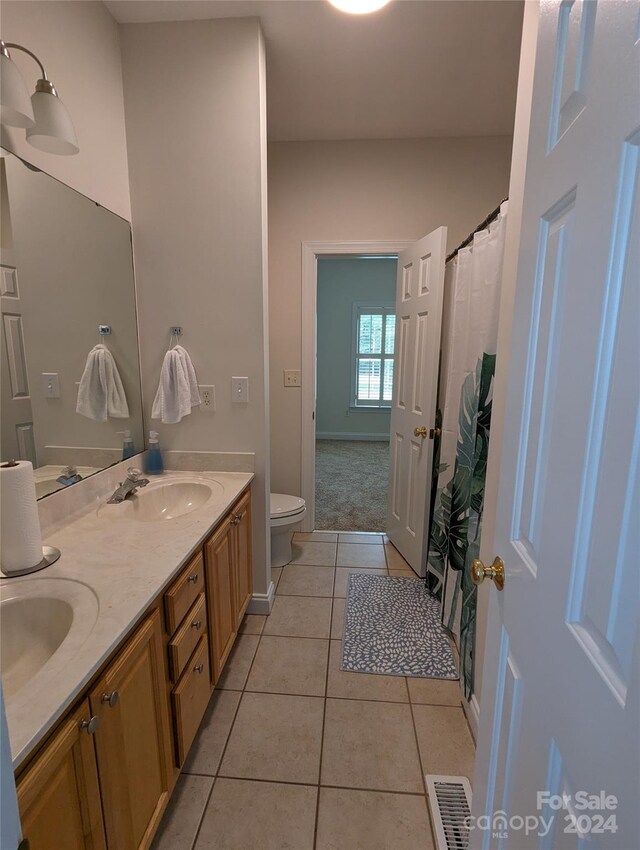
left=1, top=153, right=144, bottom=497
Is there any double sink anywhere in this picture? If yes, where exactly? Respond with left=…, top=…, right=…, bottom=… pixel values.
left=0, top=477, right=222, bottom=707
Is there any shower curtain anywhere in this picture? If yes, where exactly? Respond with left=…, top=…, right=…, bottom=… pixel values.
left=426, top=201, right=508, bottom=700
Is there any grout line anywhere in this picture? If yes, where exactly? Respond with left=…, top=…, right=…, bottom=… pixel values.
left=313, top=592, right=334, bottom=850
left=213, top=772, right=432, bottom=798
left=188, top=774, right=217, bottom=850
left=406, top=674, right=433, bottom=812
left=207, top=772, right=428, bottom=797
left=242, top=688, right=409, bottom=706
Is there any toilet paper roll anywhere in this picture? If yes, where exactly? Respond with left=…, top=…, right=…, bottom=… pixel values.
left=1, top=460, right=43, bottom=574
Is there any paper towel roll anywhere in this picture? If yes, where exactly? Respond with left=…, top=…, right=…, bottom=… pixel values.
left=1, top=460, right=43, bottom=574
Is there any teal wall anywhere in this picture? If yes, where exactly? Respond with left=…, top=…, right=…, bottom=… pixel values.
left=317, top=258, right=396, bottom=438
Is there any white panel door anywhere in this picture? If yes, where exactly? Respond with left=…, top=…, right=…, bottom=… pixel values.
left=387, top=227, right=447, bottom=574
left=473, top=3, right=639, bottom=849
left=1, top=261, right=35, bottom=465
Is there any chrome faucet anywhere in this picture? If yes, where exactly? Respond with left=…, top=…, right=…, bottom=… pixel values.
left=107, top=468, right=149, bottom=503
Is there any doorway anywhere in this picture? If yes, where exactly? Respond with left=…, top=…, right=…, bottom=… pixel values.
left=314, top=256, right=397, bottom=531
left=301, top=241, right=412, bottom=533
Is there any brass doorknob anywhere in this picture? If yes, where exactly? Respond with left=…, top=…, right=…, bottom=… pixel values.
left=414, top=426, right=428, bottom=438
left=470, top=556, right=505, bottom=591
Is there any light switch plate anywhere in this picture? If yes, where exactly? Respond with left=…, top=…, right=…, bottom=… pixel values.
left=231, top=376, right=249, bottom=403
left=199, top=385, right=215, bottom=411
left=42, top=372, right=60, bottom=398
left=284, top=370, right=301, bottom=387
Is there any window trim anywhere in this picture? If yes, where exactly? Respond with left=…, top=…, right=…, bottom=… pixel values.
left=350, top=301, right=395, bottom=409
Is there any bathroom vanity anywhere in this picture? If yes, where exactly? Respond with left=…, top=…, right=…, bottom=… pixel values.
left=2, top=469, right=253, bottom=850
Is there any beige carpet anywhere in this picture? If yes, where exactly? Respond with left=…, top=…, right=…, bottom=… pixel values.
left=315, top=439, right=390, bottom=531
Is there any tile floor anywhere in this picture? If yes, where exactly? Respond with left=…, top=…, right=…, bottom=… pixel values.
left=152, top=532, right=476, bottom=850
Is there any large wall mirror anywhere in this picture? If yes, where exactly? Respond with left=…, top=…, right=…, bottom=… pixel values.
left=1, top=153, right=144, bottom=498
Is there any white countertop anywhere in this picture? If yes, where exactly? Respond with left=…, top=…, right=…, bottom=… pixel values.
left=1, top=469, right=253, bottom=770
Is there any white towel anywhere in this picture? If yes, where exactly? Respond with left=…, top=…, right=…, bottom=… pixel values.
left=174, top=346, right=202, bottom=408
left=76, top=344, right=130, bottom=421
left=152, top=345, right=201, bottom=424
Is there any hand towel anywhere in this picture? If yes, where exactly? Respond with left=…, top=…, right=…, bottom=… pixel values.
left=174, top=345, right=202, bottom=408
left=152, top=345, right=201, bottom=424
left=76, top=344, right=130, bottom=421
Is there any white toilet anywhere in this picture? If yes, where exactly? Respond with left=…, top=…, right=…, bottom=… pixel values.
left=270, top=493, right=307, bottom=567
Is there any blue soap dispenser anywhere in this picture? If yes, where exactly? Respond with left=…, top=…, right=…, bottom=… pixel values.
left=146, top=430, right=164, bottom=475
left=119, top=430, right=136, bottom=461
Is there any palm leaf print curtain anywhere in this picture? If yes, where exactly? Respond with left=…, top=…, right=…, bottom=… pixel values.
left=426, top=202, right=508, bottom=700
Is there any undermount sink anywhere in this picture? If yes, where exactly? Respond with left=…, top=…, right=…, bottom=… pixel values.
left=0, top=578, right=99, bottom=703
left=99, top=480, right=220, bottom=522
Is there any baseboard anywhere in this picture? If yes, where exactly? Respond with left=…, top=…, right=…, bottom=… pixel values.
left=247, top=581, right=275, bottom=614
left=316, top=432, right=390, bottom=441
left=463, top=692, right=480, bottom=744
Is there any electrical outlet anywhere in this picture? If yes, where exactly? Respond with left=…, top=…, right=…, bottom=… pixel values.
left=199, top=385, right=215, bottom=411
left=284, top=370, right=301, bottom=387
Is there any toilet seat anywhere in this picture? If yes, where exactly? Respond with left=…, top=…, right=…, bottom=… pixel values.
left=270, top=493, right=306, bottom=521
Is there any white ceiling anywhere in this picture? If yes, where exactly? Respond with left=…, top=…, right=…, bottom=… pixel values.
left=105, top=0, right=524, bottom=142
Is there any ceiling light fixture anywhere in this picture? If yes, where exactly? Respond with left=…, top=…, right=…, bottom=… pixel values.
left=328, top=0, right=392, bottom=14
left=0, top=40, right=79, bottom=156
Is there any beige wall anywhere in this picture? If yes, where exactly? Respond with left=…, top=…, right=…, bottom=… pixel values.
left=269, top=137, right=513, bottom=495
left=0, top=0, right=131, bottom=220
left=120, top=18, right=271, bottom=597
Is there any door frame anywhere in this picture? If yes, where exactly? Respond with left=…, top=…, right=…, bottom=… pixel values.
left=301, top=240, right=412, bottom=531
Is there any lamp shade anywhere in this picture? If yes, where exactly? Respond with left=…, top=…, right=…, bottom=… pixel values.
left=0, top=53, right=35, bottom=128
left=26, top=85, right=78, bottom=155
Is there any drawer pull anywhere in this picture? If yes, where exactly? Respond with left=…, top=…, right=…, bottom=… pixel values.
left=193, top=663, right=204, bottom=674
left=187, top=574, right=199, bottom=584
left=101, top=690, right=120, bottom=708
left=79, top=715, right=99, bottom=735
left=191, top=619, right=203, bottom=631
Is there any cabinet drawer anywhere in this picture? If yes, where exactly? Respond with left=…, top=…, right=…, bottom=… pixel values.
left=164, top=550, right=204, bottom=634
left=171, top=638, right=211, bottom=766
left=168, top=593, right=207, bottom=683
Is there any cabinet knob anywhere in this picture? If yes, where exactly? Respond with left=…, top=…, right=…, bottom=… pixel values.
left=191, top=619, right=203, bottom=631
left=101, top=690, right=120, bottom=708
left=187, top=574, right=199, bottom=584
left=79, top=715, right=99, bottom=735
left=193, top=663, right=204, bottom=674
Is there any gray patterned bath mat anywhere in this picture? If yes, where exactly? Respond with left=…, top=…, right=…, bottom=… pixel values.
left=341, top=573, right=459, bottom=679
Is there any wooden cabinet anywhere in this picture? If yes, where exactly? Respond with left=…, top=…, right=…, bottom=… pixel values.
left=204, top=490, right=253, bottom=683
left=231, top=490, right=253, bottom=627
left=171, top=637, right=212, bottom=764
left=89, top=609, right=173, bottom=850
left=204, top=515, right=237, bottom=683
left=164, top=550, right=204, bottom=634
left=167, top=592, right=207, bottom=683
left=14, top=485, right=253, bottom=850
left=17, top=700, right=106, bottom=850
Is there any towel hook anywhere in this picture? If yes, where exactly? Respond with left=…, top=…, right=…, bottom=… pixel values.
left=169, top=326, right=183, bottom=348
left=98, top=325, right=111, bottom=344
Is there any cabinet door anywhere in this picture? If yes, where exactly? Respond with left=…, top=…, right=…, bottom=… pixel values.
left=232, top=491, right=253, bottom=626
left=204, top=516, right=237, bottom=683
left=17, top=700, right=106, bottom=850
left=89, top=608, right=173, bottom=850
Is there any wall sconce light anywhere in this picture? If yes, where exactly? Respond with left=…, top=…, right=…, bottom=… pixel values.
left=0, top=40, right=79, bottom=156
